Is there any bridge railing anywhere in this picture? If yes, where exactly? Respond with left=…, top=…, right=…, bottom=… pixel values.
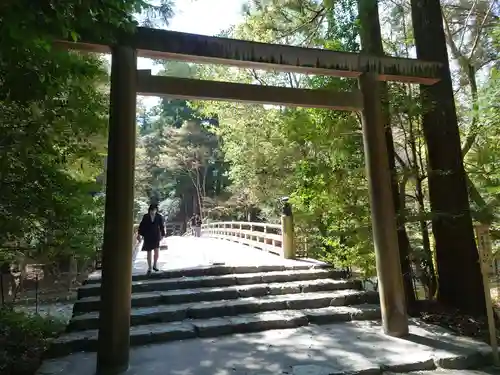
left=201, top=221, right=296, bottom=257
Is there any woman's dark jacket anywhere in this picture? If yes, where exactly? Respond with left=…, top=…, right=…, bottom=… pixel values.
left=138, top=213, right=165, bottom=251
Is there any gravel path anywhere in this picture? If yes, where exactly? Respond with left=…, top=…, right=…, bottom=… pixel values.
left=15, top=302, right=74, bottom=323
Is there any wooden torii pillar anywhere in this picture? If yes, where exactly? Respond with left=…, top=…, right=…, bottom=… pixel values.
left=358, top=73, right=408, bottom=335
left=96, top=46, right=137, bottom=375
left=57, top=27, right=441, bottom=374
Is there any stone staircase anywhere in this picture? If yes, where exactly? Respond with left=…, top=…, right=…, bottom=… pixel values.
left=49, top=264, right=381, bottom=357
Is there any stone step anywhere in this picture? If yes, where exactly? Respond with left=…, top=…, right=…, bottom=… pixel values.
left=49, top=304, right=381, bottom=357
left=69, top=289, right=377, bottom=330
left=85, top=264, right=334, bottom=285
left=74, top=278, right=361, bottom=315
left=78, top=268, right=343, bottom=299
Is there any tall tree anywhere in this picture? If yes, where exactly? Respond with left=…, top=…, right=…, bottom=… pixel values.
left=159, top=120, right=220, bottom=218
left=410, top=0, right=486, bottom=315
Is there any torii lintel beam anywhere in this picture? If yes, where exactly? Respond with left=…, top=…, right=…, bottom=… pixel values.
left=56, top=27, right=442, bottom=85
left=136, top=71, right=363, bottom=111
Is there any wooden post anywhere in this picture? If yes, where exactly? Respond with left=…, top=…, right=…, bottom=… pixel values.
left=474, top=223, right=499, bottom=366
left=358, top=73, right=409, bottom=337
left=281, top=202, right=295, bottom=259
left=96, top=46, right=137, bottom=375
left=357, top=0, right=416, bottom=310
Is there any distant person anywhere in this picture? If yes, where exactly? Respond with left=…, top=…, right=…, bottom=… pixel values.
left=191, top=214, right=202, bottom=237
left=137, top=204, right=165, bottom=274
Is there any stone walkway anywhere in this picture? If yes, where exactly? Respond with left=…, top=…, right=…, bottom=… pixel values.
left=38, top=237, right=500, bottom=375
left=38, top=319, right=498, bottom=375
left=89, top=236, right=324, bottom=282
left=132, top=236, right=322, bottom=273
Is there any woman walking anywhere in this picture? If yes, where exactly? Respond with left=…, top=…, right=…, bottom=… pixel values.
left=137, top=204, right=165, bottom=274
left=191, top=214, right=202, bottom=237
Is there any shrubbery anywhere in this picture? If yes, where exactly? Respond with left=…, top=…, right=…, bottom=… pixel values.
left=0, top=308, right=65, bottom=375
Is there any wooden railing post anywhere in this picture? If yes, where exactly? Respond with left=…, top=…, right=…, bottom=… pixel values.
left=281, top=201, right=295, bottom=259
left=474, top=223, right=499, bottom=365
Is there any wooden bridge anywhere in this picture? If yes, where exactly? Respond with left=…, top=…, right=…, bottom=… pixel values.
left=201, top=221, right=308, bottom=258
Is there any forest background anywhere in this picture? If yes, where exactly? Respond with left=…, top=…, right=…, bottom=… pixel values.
left=0, top=0, right=499, bottom=311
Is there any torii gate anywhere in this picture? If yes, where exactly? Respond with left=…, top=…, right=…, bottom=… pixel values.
left=57, top=27, right=441, bottom=374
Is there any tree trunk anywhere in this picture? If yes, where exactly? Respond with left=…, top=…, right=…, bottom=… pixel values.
left=409, top=116, right=437, bottom=299
left=247, top=206, right=259, bottom=222
left=357, top=0, right=416, bottom=311
left=410, top=0, right=485, bottom=315
left=415, top=177, right=437, bottom=299
left=215, top=164, right=222, bottom=196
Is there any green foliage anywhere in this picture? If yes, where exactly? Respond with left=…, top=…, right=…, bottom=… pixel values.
left=0, top=0, right=174, bottom=45
left=195, top=1, right=377, bottom=275
left=0, top=46, right=108, bottom=262
left=466, top=66, right=500, bottom=230
left=0, top=308, right=65, bottom=375
left=198, top=0, right=498, bottom=283
left=0, top=0, right=175, bottom=265
left=136, top=99, right=195, bottom=211
left=157, top=120, right=221, bottom=217
left=285, top=109, right=374, bottom=274
left=206, top=97, right=375, bottom=273
left=158, top=197, right=182, bottom=220
left=134, top=59, right=229, bottom=221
